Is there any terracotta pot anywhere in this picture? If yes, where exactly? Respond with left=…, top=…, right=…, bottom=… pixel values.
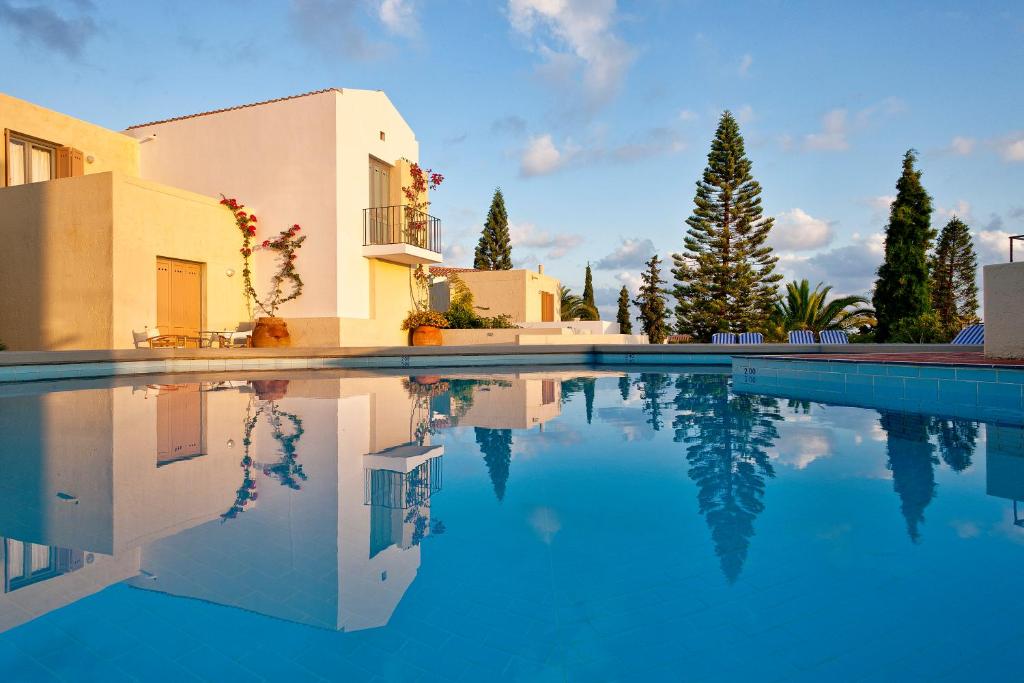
left=251, top=317, right=291, bottom=348
left=414, top=375, right=442, bottom=385
left=250, top=379, right=289, bottom=401
left=411, top=325, right=443, bottom=346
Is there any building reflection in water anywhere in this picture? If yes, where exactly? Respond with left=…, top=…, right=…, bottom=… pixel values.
left=986, top=423, right=1024, bottom=528
left=0, top=370, right=600, bottom=634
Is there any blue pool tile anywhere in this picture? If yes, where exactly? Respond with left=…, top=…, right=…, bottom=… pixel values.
left=918, top=365, right=958, bottom=380
left=996, top=368, right=1024, bottom=384
left=939, top=379, right=980, bottom=405
left=955, top=366, right=1000, bottom=382
left=903, top=377, right=940, bottom=401
left=978, top=381, right=1023, bottom=408
left=886, top=364, right=921, bottom=378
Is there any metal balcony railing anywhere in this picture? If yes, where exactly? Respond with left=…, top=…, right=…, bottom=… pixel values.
left=363, top=205, right=441, bottom=253
left=1010, top=235, right=1024, bottom=262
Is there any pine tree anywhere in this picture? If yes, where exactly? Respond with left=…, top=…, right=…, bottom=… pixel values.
left=672, top=111, right=782, bottom=341
left=929, top=217, right=979, bottom=338
left=473, top=188, right=513, bottom=270
left=582, top=262, right=598, bottom=319
left=633, top=255, right=669, bottom=344
left=873, top=150, right=935, bottom=341
left=616, top=286, right=633, bottom=334
left=475, top=427, right=513, bottom=501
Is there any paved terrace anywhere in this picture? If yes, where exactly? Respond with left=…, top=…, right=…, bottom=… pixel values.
left=773, top=351, right=1023, bottom=368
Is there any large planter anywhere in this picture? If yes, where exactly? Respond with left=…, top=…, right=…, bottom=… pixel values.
left=411, top=325, right=443, bottom=346
left=251, top=317, right=291, bottom=348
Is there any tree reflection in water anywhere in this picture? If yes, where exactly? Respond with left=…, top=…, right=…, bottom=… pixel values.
left=475, top=427, right=513, bottom=502
left=878, top=411, right=939, bottom=544
left=931, top=418, right=979, bottom=473
left=673, top=374, right=781, bottom=583
left=636, top=372, right=673, bottom=431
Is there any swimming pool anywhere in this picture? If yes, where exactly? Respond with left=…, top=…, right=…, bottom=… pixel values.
left=1, top=366, right=1022, bottom=681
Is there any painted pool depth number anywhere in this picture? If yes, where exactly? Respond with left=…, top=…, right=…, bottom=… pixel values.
left=742, top=365, right=757, bottom=384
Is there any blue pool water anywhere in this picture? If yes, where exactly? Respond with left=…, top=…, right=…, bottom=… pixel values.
left=1, top=366, right=1023, bottom=681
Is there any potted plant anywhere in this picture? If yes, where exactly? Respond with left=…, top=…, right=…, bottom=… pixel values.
left=221, top=197, right=306, bottom=347
left=402, top=310, right=449, bottom=346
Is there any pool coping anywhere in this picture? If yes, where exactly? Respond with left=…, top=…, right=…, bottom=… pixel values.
left=0, top=343, right=982, bottom=384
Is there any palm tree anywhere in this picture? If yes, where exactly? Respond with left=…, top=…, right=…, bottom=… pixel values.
left=560, top=285, right=598, bottom=321
left=775, top=279, right=874, bottom=334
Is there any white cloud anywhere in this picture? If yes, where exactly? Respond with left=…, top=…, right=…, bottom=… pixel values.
left=678, top=109, right=698, bottom=122
left=975, top=229, right=1011, bottom=266
left=803, top=109, right=849, bottom=151
left=529, top=506, right=561, bottom=544
left=1000, top=132, right=1024, bottom=162
left=734, top=104, right=755, bottom=124
left=595, top=237, right=657, bottom=269
left=949, top=136, right=976, bottom=156
left=443, top=242, right=468, bottom=265
left=508, top=0, right=634, bottom=107
left=936, top=200, right=973, bottom=224
left=519, top=127, right=684, bottom=177
left=738, top=53, right=753, bottom=76
left=774, top=232, right=884, bottom=297
left=770, top=208, right=835, bottom=251
left=510, top=221, right=583, bottom=259
left=520, top=134, right=567, bottom=176
left=377, top=0, right=417, bottom=36
left=615, top=271, right=643, bottom=293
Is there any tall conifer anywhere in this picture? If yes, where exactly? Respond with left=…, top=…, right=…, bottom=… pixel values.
left=634, top=255, right=669, bottom=344
left=672, top=111, right=781, bottom=341
left=616, top=286, right=633, bottom=334
left=929, top=217, right=979, bottom=338
left=474, top=188, right=513, bottom=270
left=873, top=150, right=935, bottom=341
left=582, top=263, right=597, bottom=319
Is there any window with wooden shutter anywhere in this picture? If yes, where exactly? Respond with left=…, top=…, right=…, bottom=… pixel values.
left=55, top=146, right=84, bottom=178
left=4, top=130, right=57, bottom=186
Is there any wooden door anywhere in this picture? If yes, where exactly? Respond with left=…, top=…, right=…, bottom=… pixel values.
left=541, top=292, right=555, bottom=322
left=368, top=158, right=392, bottom=243
left=156, top=258, right=202, bottom=339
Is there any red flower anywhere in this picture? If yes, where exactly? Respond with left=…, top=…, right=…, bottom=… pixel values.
left=262, top=240, right=270, bottom=248
left=247, top=225, right=256, bottom=234
left=249, top=215, right=257, bottom=222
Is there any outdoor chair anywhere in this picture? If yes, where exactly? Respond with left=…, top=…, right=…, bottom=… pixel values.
left=738, top=332, right=764, bottom=344
left=951, top=323, right=984, bottom=345
left=818, top=330, right=849, bottom=344
left=133, top=328, right=188, bottom=349
left=711, top=332, right=737, bottom=344
left=787, top=330, right=815, bottom=344
left=225, top=321, right=255, bottom=348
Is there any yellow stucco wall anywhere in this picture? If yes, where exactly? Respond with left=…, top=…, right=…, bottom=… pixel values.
left=446, top=269, right=561, bottom=322
left=0, top=172, right=246, bottom=351
left=111, top=174, right=248, bottom=348
left=0, top=92, right=138, bottom=186
left=0, top=174, right=115, bottom=349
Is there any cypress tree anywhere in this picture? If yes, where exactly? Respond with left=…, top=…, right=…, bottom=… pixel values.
left=616, top=286, right=633, bottom=334
left=582, top=262, right=598, bottom=319
left=473, top=187, right=513, bottom=270
left=633, top=255, right=669, bottom=344
left=672, top=111, right=782, bottom=341
left=873, top=150, right=935, bottom=341
left=929, top=217, right=979, bottom=338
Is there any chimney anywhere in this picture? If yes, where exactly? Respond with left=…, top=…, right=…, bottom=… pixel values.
left=538, top=264, right=544, bottom=275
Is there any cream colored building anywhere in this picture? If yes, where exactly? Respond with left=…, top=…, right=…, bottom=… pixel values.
left=125, top=88, right=438, bottom=347
left=429, top=265, right=561, bottom=323
left=0, top=93, right=246, bottom=350
left=0, top=88, right=439, bottom=351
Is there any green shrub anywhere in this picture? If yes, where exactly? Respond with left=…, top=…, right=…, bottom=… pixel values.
left=888, top=312, right=946, bottom=343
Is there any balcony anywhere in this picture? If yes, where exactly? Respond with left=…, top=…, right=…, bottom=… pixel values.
left=362, top=205, right=442, bottom=265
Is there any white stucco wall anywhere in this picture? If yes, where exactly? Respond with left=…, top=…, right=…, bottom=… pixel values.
left=984, top=262, right=1024, bottom=358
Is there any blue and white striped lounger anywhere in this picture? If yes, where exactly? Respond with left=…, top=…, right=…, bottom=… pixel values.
left=788, top=330, right=815, bottom=344
left=818, top=330, right=849, bottom=344
left=951, top=323, right=984, bottom=345
left=711, top=332, right=737, bottom=344
left=738, top=332, right=764, bottom=344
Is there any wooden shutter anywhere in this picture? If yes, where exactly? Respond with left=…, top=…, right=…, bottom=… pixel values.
left=55, top=146, right=84, bottom=179
left=157, top=384, right=204, bottom=465
left=156, top=258, right=202, bottom=340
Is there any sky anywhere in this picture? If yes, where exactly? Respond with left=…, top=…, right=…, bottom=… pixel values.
left=2, top=0, right=1022, bottom=312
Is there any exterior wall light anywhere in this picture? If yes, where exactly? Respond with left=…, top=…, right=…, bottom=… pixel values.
left=225, top=268, right=235, bottom=277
